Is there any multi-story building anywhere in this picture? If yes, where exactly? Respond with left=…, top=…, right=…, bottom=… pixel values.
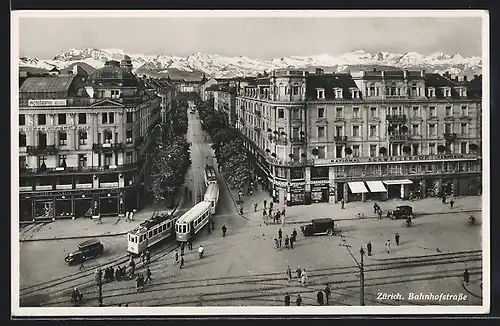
left=213, top=83, right=237, bottom=127
left=18, top=57, right=169, bottom=222
left=235, top=68, right=482, bottom=206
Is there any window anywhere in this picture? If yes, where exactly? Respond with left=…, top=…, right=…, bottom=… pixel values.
left=78, top=113, right=87, bottom=124
left=278, top=108, right=285, bottom=119
left=412, top=144, right=419, bottom=155
left=429, top=143, right=436, bottom=155
left=102, top=113, right=108, bottom=124
left=353, top=107, right=359, bottom=118
left=291, top=108, right=300, bottom=119
left=19, top=114, right=25, bottom=126
left=292, top=128, right=300, bottom=139
left=350, top=89, right=360, bottom=98
left=369, top=85, right=376, bottom=97
left=109, top=113, right=115, bottom=124
left=38, top=114, right=46, bottom=125
left=461, top=106, right=468, bottom=116
left=292, top=84, right=300, bottom=96
left=104, top=130, right=113, bottom=143
left=316, top=88, right=325, bottom=99
left=126, top=152, right=133, bottom=164
left=444, top=88, right=451, bottom=97
left=370, top=107, right=377, bottom=118
left=352, top=145, right=360, bottom=157
left=126, top=129, right=133, bottom=143
left=412, top=124, right=420, bottom=135
left=317, top=146, right=326, bottom=159
left=335, top=126, right=343, bottom=137
left=19, top=156, right=26, bottom=170
left=412, top=107, right=419, bottom=118
left=19, top=132, right=26, bottom=147
left=38, top=156, right=46, bottom=168
left=104, top=154, right=112, bottom=166
left=126, top=112, right=134, bottom=123
left=334, top=88, right=343, bottom=99
left=428, top=88, right=435, bottom=97
left=369, top=125, right=377, bottom=137
left=79, top=130, right=87, bottom=145
left=317, top=126, right=325, bottom=139
left=96, top=90, right=105, bottom=98
left=352, top=125, right=360, bottom=137
left=429, top=124, right=436, bottom=136
left=459, top=88, right=467, bottom=97
left=58, top=155, right=67, bottom=167
left=445, top=106, right=452, bottom=116
left=461, top=123, right=468, bottom=135
left=78, top=154, right=87, bottom=167
left=445, top=123, right=452, bottom=134
left=411, top=84, right=418, bottom=96
left=370, top=145, right=377, bottom=157
left=335, top=107, right=343, bottom=118
left=429, top=107, right=436, bottom=117
left=317, top=108, right=325, bottom=118
left=111, top=90, right=120, bottom=99
left=336, top=146, right=343, bottom=158
left=58, top=131, right=67, bottom=146
left=58, top=113, right=66, bottom=125
left=461, top=142, right=468, bottom=154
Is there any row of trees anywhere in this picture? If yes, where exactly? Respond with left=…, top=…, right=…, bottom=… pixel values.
left=198, top=102, right=254, bottom=191
left=150, top=98, right=191, bottom=206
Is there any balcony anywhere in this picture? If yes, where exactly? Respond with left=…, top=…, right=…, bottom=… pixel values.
left=26, top=145, right=58, bottom=156
left=100, top=182, right=119, bottom=188
left=386, top=115, right=407, bottom=124
left=334, top=136, right=348, bottom=143
left=290, top=137, right=306, bottom=145
left=443, top=133, right=458, bottom=143
left=20, top=162, right=141, bottom=176
left=92, top=142, right=124, bottom=153
left=389, top=134, right=410, bottom=142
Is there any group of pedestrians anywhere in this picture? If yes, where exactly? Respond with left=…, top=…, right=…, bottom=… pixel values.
left=259, top=200, right=287, bottom=226
left=274, top=228, right=298, bottom=250
left=283, top=283, right=332, bottom=306
left=123, top=210, right=135, bottom=222
left=364, top=232, right=401, bottom=256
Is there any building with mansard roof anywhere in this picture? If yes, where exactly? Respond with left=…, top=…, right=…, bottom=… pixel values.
left=18, top=58, right=172, bottom=222
left=234, top=68, right=482, bottom=206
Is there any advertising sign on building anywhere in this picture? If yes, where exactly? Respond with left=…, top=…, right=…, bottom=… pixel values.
left=28, top=99, right=67, bottom=107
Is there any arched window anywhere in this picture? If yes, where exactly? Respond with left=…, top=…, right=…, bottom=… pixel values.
left=19, top=131, right=26, bottom=147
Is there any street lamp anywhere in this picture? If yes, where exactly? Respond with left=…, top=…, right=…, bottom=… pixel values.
left=341, top=236, right=365, bottom=306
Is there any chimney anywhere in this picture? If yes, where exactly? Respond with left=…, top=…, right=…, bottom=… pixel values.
left=315, top=68, right=324, bottom=75
left=421, top=69, right=426, bottom=77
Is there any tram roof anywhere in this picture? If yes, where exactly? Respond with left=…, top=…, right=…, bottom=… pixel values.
left=176, top=201, right=211, bottom=224
left=128, top=212, right=176, bottom=235
left=204, top=183, right=219, bottom=199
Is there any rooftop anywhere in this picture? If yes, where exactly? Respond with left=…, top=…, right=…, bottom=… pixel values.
left=19, top=75, right=76, bottom=93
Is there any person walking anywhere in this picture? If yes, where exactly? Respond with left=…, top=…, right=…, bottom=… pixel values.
left=463, top=268, right=470, bottom=284
left=254, top=202, right=258, bottom=212
left=324, top=284, right=331, bottom=305
left=292, top=229, right=298, bottom=242
left=289, top=234, right=294, bottom=249
left=180, top=256, right=185, bottom=269
left=373, top=203, right=378, bottom=214
left=263, top=200, right=267, bottom=210
left=79, top=256, right=85, bottom=270
left=385, top=240, right=391, bottom=253
left=284, top=293, right=291, bottom=306
left=145, top=250, right=151, bottom=265
left=174, top=250, right=179, bottom=265
left=144, top=267, right=152, bottom=284
left=188, top=238, right=193, bottom=250
left=296, top=266, right=302, bottom=279
left=270, top=201, right=274, bottom=210
left=128, top=257, right=136, bottom=277
left=284, top=235, right=290, bottom=249
left=395, top=233, right=400, bottom=246
left=268, top=207, right=272, bottom=218
left=367, top=241, right=372, bottom=256
left=180, top=243, right=185, bottom=256
left=140, top=251, right=146, bottom=264
left=301, top=269, right=308, bottom=286
left=377, top=209, right=383, bottom=220
left=129, top=210, right=134, bottom=221
left=274, top=238, right=279, bottom=250
left=341, top=198, right=345, bottom=209
left=296, top=294, right=303, bottom=306
left=278, top=229, right=283, bottom=248
left=317, top=290, right=324, bottom=306
left=286, top=265, right=292, bottom=283
left=450, top=199, right=455, bottom=209
left=222, top=224, right=227, bottom=237
left=125, top=211, right=130, bottom=222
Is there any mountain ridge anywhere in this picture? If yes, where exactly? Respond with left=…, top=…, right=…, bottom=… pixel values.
left=19, top=48, right=482, bottom=79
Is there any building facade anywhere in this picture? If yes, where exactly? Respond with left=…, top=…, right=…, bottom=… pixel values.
left=235, top=68, right=482, bottom=206
left=18, top=58, right=170, bottom=222
left=213, top=84, right=237, bottom=127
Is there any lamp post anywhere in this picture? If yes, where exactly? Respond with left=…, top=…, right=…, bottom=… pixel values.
left=341, top=236, right=365, bottom=306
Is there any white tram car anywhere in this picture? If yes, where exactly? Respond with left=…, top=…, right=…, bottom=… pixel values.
left=127, top=213, right=178, bottom=255
left=204, top=165, right=218, bottom=187
left=175, top=201, right=212, bottom=242
left=204, top=183, right=220, bottom=214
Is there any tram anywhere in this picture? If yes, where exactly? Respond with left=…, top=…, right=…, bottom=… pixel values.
left=204, top=165, right=217, bottom=187
left=175, top=201, right=212, bottom=243
left=127, top=212, right=178, bottom=256
left=204, top=183, right=220, bottom=214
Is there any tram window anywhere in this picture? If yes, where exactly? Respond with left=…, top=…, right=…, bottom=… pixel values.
left=167, top=222, right=171, bottom=229
left=148, top=231, right=152, bottom=238
left=182, top=225, right=186, bottom=233
left=164, top=224, right=167, bottom=231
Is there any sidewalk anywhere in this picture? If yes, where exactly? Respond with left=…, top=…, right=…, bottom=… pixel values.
left=19, top=191, right=188, bottom=242
left=462, top=278, right=483, bottom=299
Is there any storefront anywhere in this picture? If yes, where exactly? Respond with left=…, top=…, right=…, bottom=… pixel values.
left=34, top=199, right=53, bottom=219
left=55, top=196, right=73, bottom=219
left=99, top=193, right=119, bottom=216
left=347, top=181, right=369, bottom=202
left=365, top=181, right=388, bottom=201
left=19, top=199, right=33, bottom=222
left=383, top=179, right=413, bottom=199
left=75, top=195, right=93, bottom=218
left=311, top=183, right=329, bottom=203
left=287, top=184, right=305, bottom=206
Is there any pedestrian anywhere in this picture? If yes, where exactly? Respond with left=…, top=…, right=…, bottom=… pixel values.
left=274, top=238, right=279, bottom=250
left=263, top=200, right=267, bottom=210
left=181, top=243, right=185, bottom=256
left=240, top=205, right=244, bottom=215
left=282, top=208, right=286, bottom=218
left=278, top=228, right=283, bottom=241
left=450, top=199, right=455, bottom=209
left=341, top=198, right=345, bottom=209
left=377, top=209, right=383, bottom=220
left=286, top=265, right=292, bottom=282
left=373, top=203, right=378, bottom=214
left=129, top=211, right=134, bottom=221
left=324, top=284, right=331, bottom=305
left=301, top=269, right=307, bottom=286
left=124, top=211, right=130, bottom=222
left=395, top=233, right=400, bottom=246
left=269, top=207, right=272, bottom=218
left=211, top=218, right=215, bottom=230
left=385, top=240, right=391, bottom=253
left=136, top=275, right=141, bottom=292
left=129, top=257, right=136, bottom=273
left=79, top=257, right=85, bottom=270
left=140, top=251, right=145, bottom=263
left=115, top=267, right=121, bottom=281
left=284, top=293, right=291, bottom=306
left=180, top=256, right=185, bottom=269
left=146, top=250, right=151, bottom=265
left=290, top=235, right=294, bottom=249
left=222, top=224, right=227, bottom=237
left=145, top=267, right=152, bottom=284
left=263, top=209, right=267, bottom=218
left=254, top=202, right=258, bottom=212
left=188, top=238, right=193, bottom=250
left=95, top=268, right=102, bottom=285
left=292, top=229, right=298, bottom=242
left=174, top=250, right=179, bottom=265
left=442, top=195, right=446, bottom=204
left=284, top=235, right=290, bottom=249
left=270, top=201, right=274, bottom=210
left=296, top=266, right=302, bottom=279
left=463, top=268, right=470, bottom=284
left=367, top=241, right=372, bottom=256
left=317, top=290, right=324, bottom=306
left=296, top=294, right=303, bottom=306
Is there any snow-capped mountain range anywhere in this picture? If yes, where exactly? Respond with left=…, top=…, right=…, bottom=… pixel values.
left=19, top=48, right=482, bottom=79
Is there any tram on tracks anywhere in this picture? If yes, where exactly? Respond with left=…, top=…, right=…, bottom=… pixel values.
left=204, top=183, right=220, bottom=214
left=204, top=165, right=217, bottom=187
left=175, top=201, right=212, bottom=243
left=127, top=212, right=178, bottom=256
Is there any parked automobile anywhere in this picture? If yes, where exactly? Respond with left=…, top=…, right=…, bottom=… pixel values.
left=387, top=205, right=414, bottom=220
left=300, top=218, right=335, bottom=236
left=65, top=239, right=104, bottom=265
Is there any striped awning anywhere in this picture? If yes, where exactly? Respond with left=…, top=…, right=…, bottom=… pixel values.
left=348, top=182, right=369, bottom=194
left=366, top=181, right=387, bottom=193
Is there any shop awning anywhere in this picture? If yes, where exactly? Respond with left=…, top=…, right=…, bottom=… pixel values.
left=348, top=182, right=369, bottom=194
left=383, top=179, right=413, bottom=185
left=366, top=181, right=387, bottom=192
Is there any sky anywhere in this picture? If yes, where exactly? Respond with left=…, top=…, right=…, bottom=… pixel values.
left=17, top=13, right=483, bottom=59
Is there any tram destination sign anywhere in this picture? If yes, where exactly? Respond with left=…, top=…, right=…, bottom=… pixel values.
left=28, top=99, right=67, bottom=107
left=328, top=154, right=475, bottom=164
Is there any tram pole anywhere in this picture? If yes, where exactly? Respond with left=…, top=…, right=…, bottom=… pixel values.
left=95, top=268, right=103, bottom=307
left=360, top=247, right=365, bottom=306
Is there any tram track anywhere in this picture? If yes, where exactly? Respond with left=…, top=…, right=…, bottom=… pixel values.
left=37, top=250, right=482, bottom=307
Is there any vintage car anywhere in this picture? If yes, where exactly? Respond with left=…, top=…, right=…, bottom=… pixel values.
left=387, top=205, right=414, bottom=220
left=65, top=239, right=104, bottom=265
left=300, top=218, right=335, bottom=236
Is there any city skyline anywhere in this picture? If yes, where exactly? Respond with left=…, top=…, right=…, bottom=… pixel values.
left=16, top=12, right=483, bottom=60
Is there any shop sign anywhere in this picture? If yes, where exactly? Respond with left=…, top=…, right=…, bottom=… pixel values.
left=28, top=99, right=67, bottom=107
left=329, top=154, right=475, bottom=164
left=312, top=184, right=329, bottom=190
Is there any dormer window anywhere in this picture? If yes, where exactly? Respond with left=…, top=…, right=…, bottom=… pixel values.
left=428, top=88, right=436, bottom=97
left=443, top=87, right=452, bottom=97
left=316, top=88, right=325, bottom=99
left=350, top=88, right=360, bottom=98
left=111, top=90, right=120, bottom=99
left=459, top=88, right=467, bottom=97
left=334, top=88, right=343, bottom=99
